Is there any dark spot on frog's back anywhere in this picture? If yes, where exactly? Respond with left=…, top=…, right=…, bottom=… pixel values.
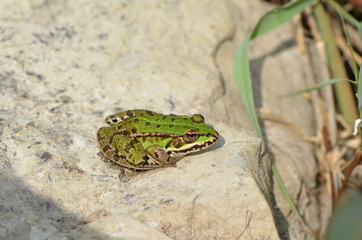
left=156, top=125, right=161, bottom=128
left=171, top=118, right=175, bottom=122
left=131, top=128, right=137, bottom=133
left=145, top=122, right=150, bottom=126
left=126, top=110, right=134, bottom=117
left=124, top=142, right=133, bottom=152
left=169, top=125, right=173, bottom=128
left=133, top=118, right=139, bottom=123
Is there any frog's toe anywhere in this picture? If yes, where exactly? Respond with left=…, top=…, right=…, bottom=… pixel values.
left=147, top=158, right=158, bottom=165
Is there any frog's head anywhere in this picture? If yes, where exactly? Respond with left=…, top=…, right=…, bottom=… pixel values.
left=105, top=114, right=129, bottom=125
left=167, top=114, right=219, bottom=156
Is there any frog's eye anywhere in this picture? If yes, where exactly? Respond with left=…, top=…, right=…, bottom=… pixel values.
left=183, top=129, right=199, bottom=143
left=191, top=114, right=205, bottom=123
left=111, top=116, right=118, bottom=123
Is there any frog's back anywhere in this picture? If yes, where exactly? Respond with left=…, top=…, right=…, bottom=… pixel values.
left=115, top=112, right=217, bottom=137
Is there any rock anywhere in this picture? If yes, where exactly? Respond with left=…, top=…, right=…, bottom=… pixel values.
left=0, top=0, right=320, bottom=239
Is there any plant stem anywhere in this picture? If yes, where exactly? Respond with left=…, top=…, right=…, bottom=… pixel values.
left=313, top=2, right=358, bottom=126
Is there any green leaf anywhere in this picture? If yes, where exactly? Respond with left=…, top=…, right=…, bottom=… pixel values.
left=233, top=0, right=317, bottom=139
left=233, top=1, right=320, bottom=234
left=336, top=6, right=359, bottom=88
left=326, top=190, right=362, bottom=240
left=251, top=0, right=317, bottom=39
left=284, top=78, right=352, bottom=97
left=358, top=64, right=362, bottom=110
left=328, top=0, right=360, bottom=28
left=233, top=36, right=262, bottom=138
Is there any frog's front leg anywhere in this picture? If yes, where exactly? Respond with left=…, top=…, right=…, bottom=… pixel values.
left=145, top=145, right=175, bottom=166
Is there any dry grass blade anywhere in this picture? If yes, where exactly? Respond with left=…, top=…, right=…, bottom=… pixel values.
left=337, top=149, right=362, bottom=201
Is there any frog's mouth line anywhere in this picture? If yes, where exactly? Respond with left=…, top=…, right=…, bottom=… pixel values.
left=167, top=135, right=219, bottom=154
left=128, top=132, right=218, bottom=153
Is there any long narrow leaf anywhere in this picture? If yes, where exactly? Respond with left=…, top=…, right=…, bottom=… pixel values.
left=327, top=0, right=360, bottom=28
left=314, top=2, right=358, bottom=126
left=285, top=78, right=352, bottom=97
left=271, top=163, right=315, bottom=235
left=233, top=36, right=263, bottom=138
left=358, top=64, right=362, bottom=110
left=233, top=0, right=317, bottom=138
left=337, top=7, right=359, bottom=86
left=251, top=0, right=317, bottom=39
left=233, top=0, right=320, bottom=235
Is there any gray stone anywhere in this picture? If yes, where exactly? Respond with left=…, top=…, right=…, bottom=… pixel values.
left=0, top=0, right=321, bottom=239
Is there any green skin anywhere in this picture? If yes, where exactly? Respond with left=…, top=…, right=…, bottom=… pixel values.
left=97, top=109, right=219, bottom=171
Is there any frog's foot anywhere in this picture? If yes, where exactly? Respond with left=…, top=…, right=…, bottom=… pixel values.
left=145, top=158, right=177, bottom=168
left=118, top=168, right=139, bottom=182
left=146, top=158, right=159, bottom=165
left=146, top=145, right=173, bottom=165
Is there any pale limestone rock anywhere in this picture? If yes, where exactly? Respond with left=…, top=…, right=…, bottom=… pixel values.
left=0, top=0, right=320, bottom=239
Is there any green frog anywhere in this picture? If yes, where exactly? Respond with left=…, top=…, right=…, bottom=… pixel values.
left=97, top=109, right=219, bottom=171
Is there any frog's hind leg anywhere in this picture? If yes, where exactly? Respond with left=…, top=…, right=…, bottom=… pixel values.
left=118, top=162, right=174, bottom=182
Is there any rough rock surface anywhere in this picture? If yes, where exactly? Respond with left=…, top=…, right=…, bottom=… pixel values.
left=0, top=0, right=319, bottom=239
